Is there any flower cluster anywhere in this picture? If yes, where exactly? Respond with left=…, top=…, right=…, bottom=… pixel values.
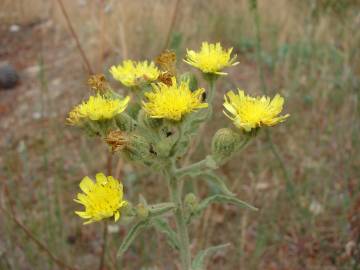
left=68, top=42, right=289, bottom=270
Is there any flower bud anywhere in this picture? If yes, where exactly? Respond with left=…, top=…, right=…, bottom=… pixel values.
left=135, top=203, right=149, bottom=220
left=211, top=128, right=241, bottom=164
left=127, top=103, right=142, bottom=119
left=179, top=72, right=198, bottom=91
left=115, top=113, right=136, bottom=132
left=184, top=193, right=198, bottom=212
left=85, top=119, right=114, bottom=137
left=155, top=140, right=172, bottom=158
left=123, top=134, right=151, bottom=162
left=137, top=109, right=163, bottom=130
left=121, top=201, right=136, bottom=217
left=81, top=121, right=101, bottom=137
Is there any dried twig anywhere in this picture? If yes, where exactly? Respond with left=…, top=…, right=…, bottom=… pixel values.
left=55, top=0, right=94, bottom=75
left=163, top=0, right=181, bottom=51
left=0, top=203, right=79, bottom=270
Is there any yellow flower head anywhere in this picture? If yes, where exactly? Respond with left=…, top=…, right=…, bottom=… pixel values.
left=142, top=77, right=208, bottom=121
left=184, top=42, right=239, bottom=75
left=110, top=60, right=160, bottom=87
left=67, top=94, right=130, bottom=124
left=74, top=173, right=128, bottom=224
left=223, top=90, right=290, bottom=132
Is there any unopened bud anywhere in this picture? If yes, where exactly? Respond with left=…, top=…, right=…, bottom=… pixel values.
left=155, top=140, right=172, bottom=158
left=211, top=128, right=241, bottom=164
left=80, top=121, right=101, bottom=137
left=123, top=134, right=151, bottom=162
left=179, top=72, right=198, bottom=91
left=127, top=103, right=141, bottom=119
left=138, top=110, right=163, bottom=129
left=135, top=203, right=149, bottom=219
left=115, top=113, right=136, bottom=132
left=88, top=119, right=114, bottom=137
left=185, top=193, right=198, bottom=212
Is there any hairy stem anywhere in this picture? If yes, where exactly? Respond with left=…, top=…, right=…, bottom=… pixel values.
left=205, top=76, right=217, bottom=121
left=165, top=165, right=192, bottom=270
left=176, top=158, right=209, bottom=177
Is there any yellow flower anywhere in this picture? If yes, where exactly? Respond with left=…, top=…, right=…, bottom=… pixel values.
left=223, top=90, right=290, bottom=132
left=142, top=77, right=208, bottom=121
left=184, top=42, right=239, bottom=75
left=74, top=173, right=128, bottom=224
left=67, top=94, right=130, bottom=124
left=110, top=60, right=160, bottom=87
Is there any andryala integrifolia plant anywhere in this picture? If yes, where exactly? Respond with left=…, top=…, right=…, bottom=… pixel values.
left=68, top=41, right=289, bottom=270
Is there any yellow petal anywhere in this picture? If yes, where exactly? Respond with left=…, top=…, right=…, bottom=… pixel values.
left=96, top=173, right=108, bottom=184
left=114, top=211, right=120, bottom=222
left=79, top=176, right=94, bottom=194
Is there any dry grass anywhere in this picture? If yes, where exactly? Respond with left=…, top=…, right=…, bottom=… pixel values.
left=1, top=0, right=359, bottom=269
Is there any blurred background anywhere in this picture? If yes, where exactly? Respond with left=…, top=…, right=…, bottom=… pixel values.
left=1, top=0, right=359, bottom=269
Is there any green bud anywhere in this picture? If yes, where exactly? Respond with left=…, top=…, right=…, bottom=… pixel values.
left=115, top=113, right=136, bottom=132
left=127, top=102, right=141, bottom=119
left=84, top=119, right=115, bottom=137
left=137, top=109, right=163, bottom=129
left=135, top=203, right=149, bottom=220
left=121, top=202, right=136, bottom=217
left=184, top=193, right=198, bottom=212
left=155, top=140, right=172, bottom=158
left=123, top=134, right=151, bottom=162
left=211, top=128, right=241, bottom=164
left=82, top=120, right=101, bottom=137
left=179, top=72, right=198, bottom=91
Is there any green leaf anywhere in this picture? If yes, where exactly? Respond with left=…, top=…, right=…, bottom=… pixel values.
left=192, top=243, right=231, bottom=270
left=116, top=220, right=149, bottom=258
left=148, top=202, right=176, bottom=217
left=195, top=171, right=235, bottom=196
left=151, top=218, right=179, bottom=250
left=195, top=194, right=258, bottom=215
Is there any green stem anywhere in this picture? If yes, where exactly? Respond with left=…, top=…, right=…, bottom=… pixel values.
left=206, top=76, right=216, bottom=120
left=165, top=165, right=192, bottom=270
left=176, top=159, right=209, bottom=177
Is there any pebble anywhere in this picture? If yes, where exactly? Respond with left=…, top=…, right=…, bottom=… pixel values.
left=0, top=64, right=19, bottom=90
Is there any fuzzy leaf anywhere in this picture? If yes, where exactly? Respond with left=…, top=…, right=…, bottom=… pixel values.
left=196, top=171, right=235, bottom=196
left=117, top=220, right=149, bottom=258
left=148, top=202, right=176, bottom=217
left=151, top=218, right=179, bottom=250
left=192, top=243, right=231, bottom=270
left=195, top=194, right=258, bottom=215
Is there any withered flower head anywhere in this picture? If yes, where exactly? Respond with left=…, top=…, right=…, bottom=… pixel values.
left=156, top=50, right=177, bottom=86
left=105, top=130, right=129, bottom=152
left=88, top=74, right=110, bottom=93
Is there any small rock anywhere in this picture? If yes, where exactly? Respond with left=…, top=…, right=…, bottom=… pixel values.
left=0, top=64, right=19, bottom=90
left=9, top=24, right=20, bottom=32
left=309, top=200, right=324, bottom=215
